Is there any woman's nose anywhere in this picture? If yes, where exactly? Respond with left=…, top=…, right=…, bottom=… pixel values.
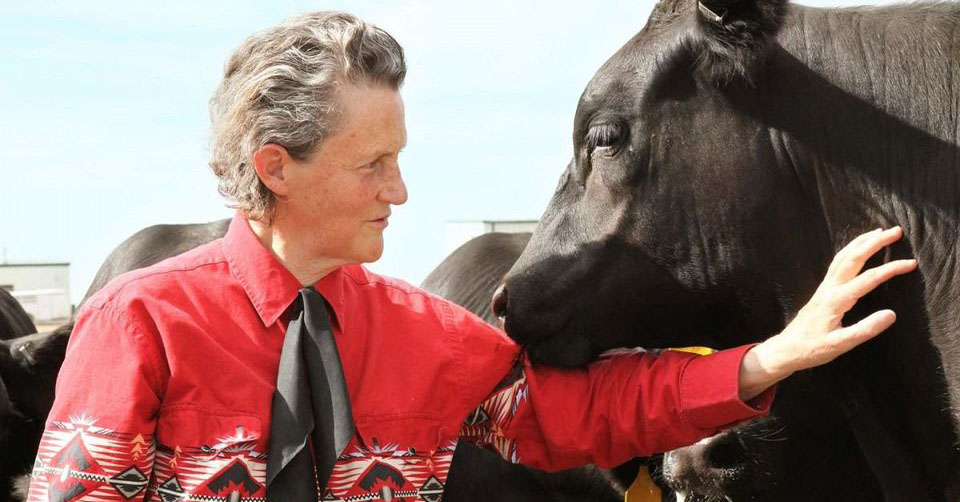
left=379, top=164, right=408, bottom=205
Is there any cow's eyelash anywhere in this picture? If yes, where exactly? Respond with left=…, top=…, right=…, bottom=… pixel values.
left=585, top=122, right=625, bottom=153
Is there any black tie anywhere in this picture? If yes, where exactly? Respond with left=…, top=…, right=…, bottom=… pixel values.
left=266, top=287, right=354, bottom=501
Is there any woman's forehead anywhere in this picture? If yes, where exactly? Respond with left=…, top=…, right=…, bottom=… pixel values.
left=314, top=86, right=406, bottom=161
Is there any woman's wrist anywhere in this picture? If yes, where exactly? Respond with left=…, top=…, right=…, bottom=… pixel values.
left=738, top=338, right=794, bottom=401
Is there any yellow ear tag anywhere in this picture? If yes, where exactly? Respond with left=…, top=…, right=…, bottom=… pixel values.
left=669, top=346, right=716, bottom=356
left=625, top=465, right=661, bottom=502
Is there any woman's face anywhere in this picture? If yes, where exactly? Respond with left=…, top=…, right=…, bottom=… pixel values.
left=280, top=83, right=408, bottom=266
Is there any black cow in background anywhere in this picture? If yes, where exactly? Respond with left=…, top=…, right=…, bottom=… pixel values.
left=0, top=287, right=36, bottom=499
left=2, top=325, right=71, bottom=500
left=493, top=0, right=960, bottom=499
left=6, top=221, right=621, bottom=502
left=0, top=289, right=35, bottom=341
left=0, top=288, right=70, bottom=500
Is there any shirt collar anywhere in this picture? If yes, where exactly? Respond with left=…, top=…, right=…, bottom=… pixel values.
left=221, top=212, right=347, bottom=329
left=314, top=264, right=348, bottom=333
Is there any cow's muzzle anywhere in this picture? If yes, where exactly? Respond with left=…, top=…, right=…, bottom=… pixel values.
left=491, top=284, right=508, bottom=320
left=662, top=431, right=749, bottom=499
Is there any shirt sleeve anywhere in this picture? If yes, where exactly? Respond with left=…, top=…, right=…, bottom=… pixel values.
left=25, top=302, right=166, bottom=502
left=457, top=317, right=774, bottom=471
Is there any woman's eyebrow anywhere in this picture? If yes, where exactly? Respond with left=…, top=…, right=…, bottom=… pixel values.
left=368, top=144, right=406, bottom=158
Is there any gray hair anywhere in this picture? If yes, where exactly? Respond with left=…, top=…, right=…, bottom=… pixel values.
left=208, top=11, right=406, bottom=222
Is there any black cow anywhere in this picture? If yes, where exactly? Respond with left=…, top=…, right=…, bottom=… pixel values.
left=494, top=0, right=960, bottom=500
left=0, top=290, right=69, bottom=501
left=12, top=221, right=621, bottom=502
left=0, top=289, right=35, bottom=342
left=0, top=289, right=38, bottom=499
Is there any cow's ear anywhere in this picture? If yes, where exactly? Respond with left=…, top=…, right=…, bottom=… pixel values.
left=688, top=0, right=788, bottom=84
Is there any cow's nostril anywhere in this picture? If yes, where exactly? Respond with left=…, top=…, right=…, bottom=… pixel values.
left=492, top=284, right=509, bottom=318
left=706, top=434, right=745, bottom=470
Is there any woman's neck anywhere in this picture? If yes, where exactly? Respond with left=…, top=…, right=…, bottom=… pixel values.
left=247, top=216, right=346, bottom=286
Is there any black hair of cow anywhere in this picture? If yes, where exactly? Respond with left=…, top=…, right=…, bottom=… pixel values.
left=648, top=0, right=789, bottom=85
left=696, top=0, right=788, bottom=84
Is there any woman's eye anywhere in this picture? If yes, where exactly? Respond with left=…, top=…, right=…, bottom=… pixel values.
left=585, top=122, right=625, bottom=154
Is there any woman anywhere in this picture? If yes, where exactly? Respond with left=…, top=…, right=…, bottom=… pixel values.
left=25, top=12, right=915, bottom=502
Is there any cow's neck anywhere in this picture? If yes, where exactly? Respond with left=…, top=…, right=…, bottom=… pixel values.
left=719, top=3, right=960, bottom=494
left=732, top=3, right=960, bottom=340
left=773, top=3, right=960, bottom=349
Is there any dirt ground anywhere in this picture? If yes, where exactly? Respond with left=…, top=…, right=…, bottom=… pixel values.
left=35, top=322, right=66, bottom=333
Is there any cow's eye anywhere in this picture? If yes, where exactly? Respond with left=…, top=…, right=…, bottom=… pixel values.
left=585, top=122, right=625, bottom=154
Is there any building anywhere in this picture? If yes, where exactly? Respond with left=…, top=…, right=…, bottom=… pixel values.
left=0, top=263, right=72, bottom=323
left=443, top=220, right=538, bottom=255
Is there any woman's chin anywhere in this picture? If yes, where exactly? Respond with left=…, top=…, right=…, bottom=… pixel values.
left=355, top=240, right=385, bottom=264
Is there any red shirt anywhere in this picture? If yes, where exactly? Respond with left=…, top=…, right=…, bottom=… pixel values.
left=26, top=214, right=772, bottom=502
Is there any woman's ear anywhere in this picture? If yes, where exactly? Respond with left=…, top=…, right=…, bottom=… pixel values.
left=252, top=143, right=294, bottom=197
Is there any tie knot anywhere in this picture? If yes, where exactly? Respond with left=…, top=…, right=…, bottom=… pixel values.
left=286, top=287, right=320, bottom=318
left=301, top=287, right=325, bottom=307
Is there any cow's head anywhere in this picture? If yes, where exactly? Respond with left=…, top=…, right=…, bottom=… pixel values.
left=0, top=324, right=71, bottom=422
left=496, top=0, right=837, bottom=366
left=494, top=0, right=895, bottom=499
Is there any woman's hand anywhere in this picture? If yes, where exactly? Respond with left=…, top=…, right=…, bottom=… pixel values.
left=739, top=226, right=917, bottom=400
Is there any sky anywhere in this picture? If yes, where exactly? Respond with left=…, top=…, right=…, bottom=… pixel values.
left=0, top=0, right=873, bottom=304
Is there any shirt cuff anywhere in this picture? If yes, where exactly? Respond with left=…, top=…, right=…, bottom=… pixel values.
left=678, top=344, right=775, bottom=429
